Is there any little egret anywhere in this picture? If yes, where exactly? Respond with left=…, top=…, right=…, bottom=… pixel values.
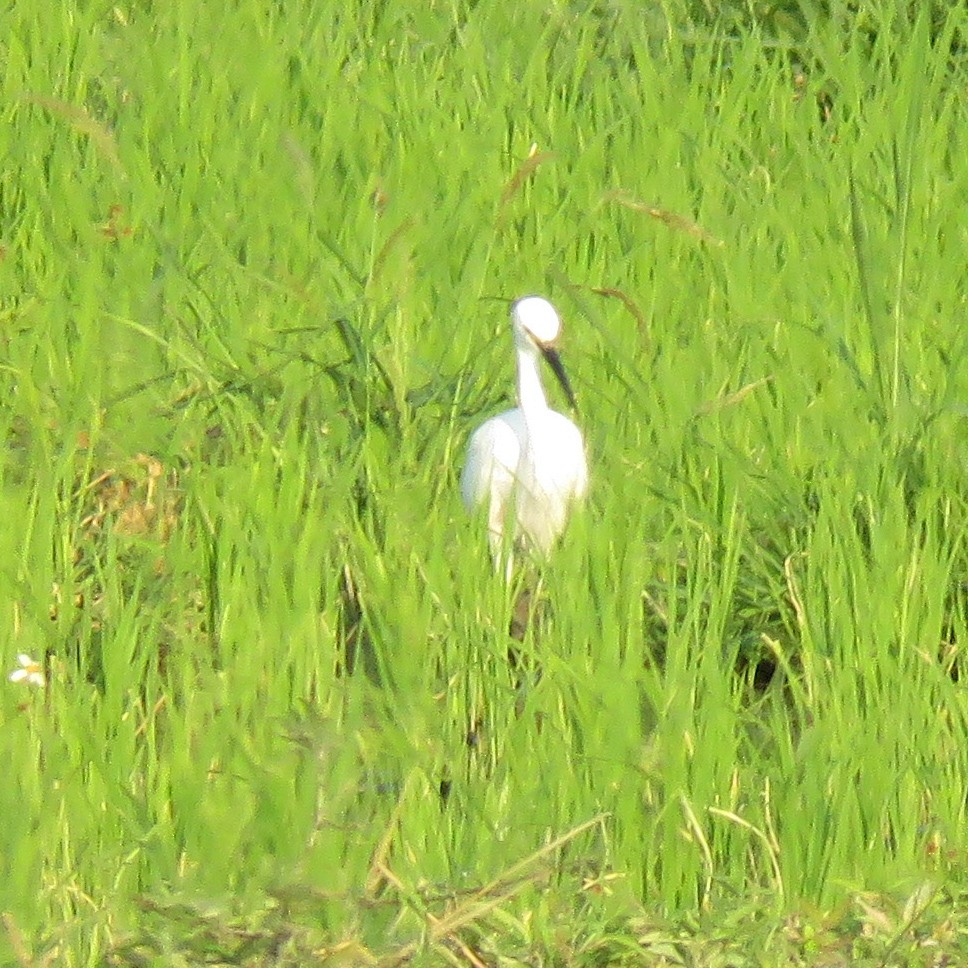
left=461, top=295, right=588, bottom=568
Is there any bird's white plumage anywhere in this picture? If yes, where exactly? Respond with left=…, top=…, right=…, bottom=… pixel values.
left=461, top=296, right=588, bottom=565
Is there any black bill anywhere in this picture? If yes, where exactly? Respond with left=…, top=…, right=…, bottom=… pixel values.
left=540, top=345, right=578, bottom=411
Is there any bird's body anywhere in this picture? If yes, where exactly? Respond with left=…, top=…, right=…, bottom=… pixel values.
left=461, top=296, right=588, bottom=565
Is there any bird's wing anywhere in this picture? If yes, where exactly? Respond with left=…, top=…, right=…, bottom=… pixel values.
left=460, top=414, right=521, bottom=511
left=546, top=413, right=588, bottom=502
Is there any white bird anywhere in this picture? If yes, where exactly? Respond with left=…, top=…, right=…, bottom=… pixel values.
left=461, top=295, right=588, bottom=568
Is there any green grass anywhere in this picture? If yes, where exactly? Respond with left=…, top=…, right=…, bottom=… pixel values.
left=1, top=0, right=967, bottom=964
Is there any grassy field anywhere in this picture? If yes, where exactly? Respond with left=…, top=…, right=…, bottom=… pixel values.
left=1, top=0, right=967, bottom=964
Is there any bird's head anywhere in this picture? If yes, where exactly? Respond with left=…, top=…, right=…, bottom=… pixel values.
left=511, top=295, right=561, bottom=348
left=510, top=295, right=577, bottom=410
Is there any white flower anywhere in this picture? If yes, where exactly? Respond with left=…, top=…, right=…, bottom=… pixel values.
left=9, top=654, right=45, bottom=688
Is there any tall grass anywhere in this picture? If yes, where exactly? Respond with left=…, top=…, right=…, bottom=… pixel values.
left=1, top=0, right=966, bottom=962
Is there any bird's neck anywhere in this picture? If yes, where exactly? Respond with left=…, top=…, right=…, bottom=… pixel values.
left=516, top=346, right=549, bottom=414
